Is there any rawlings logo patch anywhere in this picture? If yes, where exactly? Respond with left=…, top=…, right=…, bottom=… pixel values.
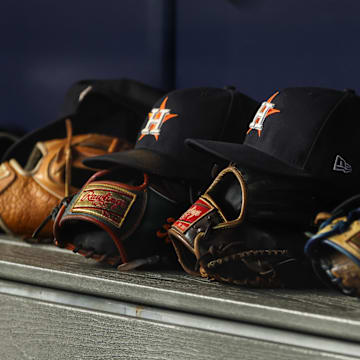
left=247, top=91, right=280, bottom=137
left=138, top=96, right=178, bottom=141
left=172, top=198, right=214, bottom=233
left=71, top=182, right=136, bottom=228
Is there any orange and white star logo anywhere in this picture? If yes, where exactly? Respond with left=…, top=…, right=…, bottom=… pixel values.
left=138, top=97, right=178, bottom=141
left=247, top=91, right=280, bottom=137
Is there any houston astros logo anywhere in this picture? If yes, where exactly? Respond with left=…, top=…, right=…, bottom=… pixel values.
left=247, top=91, right=280, bottom=137
left=138, top=97, right=178, bottom=141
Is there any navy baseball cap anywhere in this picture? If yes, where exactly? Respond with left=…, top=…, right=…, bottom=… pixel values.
left=186, top=87, right=360, bottom=188
left=83, top=87, right=259, bottom=182
left=3, top=78, right=164, bottom=166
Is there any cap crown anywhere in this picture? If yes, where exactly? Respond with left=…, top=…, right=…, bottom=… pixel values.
left=135, top=87, right=258, bottom=166
left=244, top=87, right=360, bottom=185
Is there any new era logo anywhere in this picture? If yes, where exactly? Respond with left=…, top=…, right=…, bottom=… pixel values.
left=333, top=155, right=352, bottom=174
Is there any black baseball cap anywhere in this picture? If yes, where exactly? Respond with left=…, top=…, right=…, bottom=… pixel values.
left=186, top=87, right=360, bottom=188
left=2, top=78, right=164, bottom=166
left=83, top=87, right=259, bottom=182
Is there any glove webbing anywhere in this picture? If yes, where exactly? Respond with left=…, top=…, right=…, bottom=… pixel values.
left=30, top=120, right=121, bottom=242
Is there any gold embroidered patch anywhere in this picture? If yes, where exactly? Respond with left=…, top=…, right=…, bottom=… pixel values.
left=71, top=182, right=136, bottom=228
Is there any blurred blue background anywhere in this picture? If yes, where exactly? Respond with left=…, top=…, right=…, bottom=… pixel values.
left=1, top=0, right=359, bottom=132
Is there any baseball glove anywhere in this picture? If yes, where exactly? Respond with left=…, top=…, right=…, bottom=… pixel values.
left=305, top=194, right=360, bottom=297
left=168, top=165, right=335, bottom=287
left=0, top=119, right=131, bottom=240
left=52, top=167, right=189, bottom=270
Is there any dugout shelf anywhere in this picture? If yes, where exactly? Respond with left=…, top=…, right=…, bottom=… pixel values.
left=0, top=236, right=359, bottom=359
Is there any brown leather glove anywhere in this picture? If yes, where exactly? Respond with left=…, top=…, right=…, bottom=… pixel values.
left=52, top=168, right=188, bottom=270
left=168, top=165, right=334, bottom=288
left=0, top=120, right=132, bottom=240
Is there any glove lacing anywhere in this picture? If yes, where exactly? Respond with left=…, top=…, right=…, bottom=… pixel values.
left=194, top=217, right=290, bottom=283
left=29, top=119, right=76, bottom=242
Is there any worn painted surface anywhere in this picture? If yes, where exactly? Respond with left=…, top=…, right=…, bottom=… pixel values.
left=0, top=289, right=358, bottom=360
left=0, top=237, right=359, bottom=344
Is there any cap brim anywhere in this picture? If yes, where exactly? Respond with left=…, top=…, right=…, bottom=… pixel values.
left=2, top=116, right=74, bottom=165
left=84, top=148, right=172, bottom=174
left=83, top=148, right=210, bottom=182
left=186, top=138, right=311, bottom=178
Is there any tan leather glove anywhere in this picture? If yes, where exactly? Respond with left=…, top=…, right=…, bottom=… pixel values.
left=0, top=121, right=132, bottom=239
